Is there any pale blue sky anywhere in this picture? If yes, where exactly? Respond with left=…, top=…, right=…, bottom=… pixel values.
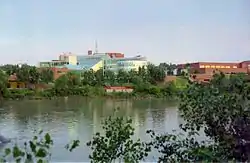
left=0, top=0, right=249, bottom=65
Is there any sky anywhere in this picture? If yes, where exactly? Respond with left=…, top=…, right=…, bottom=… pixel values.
left=0, top=0, right=249, bottom=65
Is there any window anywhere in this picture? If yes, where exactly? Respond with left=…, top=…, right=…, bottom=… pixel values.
left=221, top=66, right=225, bottom=68
left=226, top=66, right=230, bottom=68
left=200, top=65, right=205, bottom=68
left=211, top=65, right=215, bottom=68
left=233, top=66, right=237, bottom=68
left=205, top=65, right=210, bottom=68
left=216, top=66, right=220, bottom=68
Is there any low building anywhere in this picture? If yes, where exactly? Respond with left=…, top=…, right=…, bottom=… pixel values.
left=104, top=86, right=134, bottom=93
left=177, top=61, right=250, bottom=82
left=8, top=74, right=26, bottom=89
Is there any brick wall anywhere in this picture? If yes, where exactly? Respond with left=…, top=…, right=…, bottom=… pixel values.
left=190, top=67, right=248, bottom=74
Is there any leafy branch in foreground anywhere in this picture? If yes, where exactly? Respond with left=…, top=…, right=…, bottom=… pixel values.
left=0, top=130, right=80, bottom=163
left=148, top=130, right=224, bottom=162
left=1, top=130, right=53, bottom=163
left=65, top=139, right=80, bottom=152
left=179, top=73, right=250, bottom=162
left=86, top=116, right=151, bottom=163
left=86, top=111, right=222, bottom=163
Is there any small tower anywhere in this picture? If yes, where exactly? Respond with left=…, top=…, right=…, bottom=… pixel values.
left=94, top=40, right=98, bottom=54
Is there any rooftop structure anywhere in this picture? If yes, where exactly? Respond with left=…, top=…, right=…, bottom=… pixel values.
left=39, top=52, right=78, bottom=68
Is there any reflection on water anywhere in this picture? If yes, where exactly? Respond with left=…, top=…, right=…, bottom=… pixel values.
left=0, top=97, right=181, bottom=162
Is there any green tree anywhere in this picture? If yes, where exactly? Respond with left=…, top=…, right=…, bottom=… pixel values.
left=147, top=130, right=223, bottom=162
left=95, top=69, right=104, bottom=86
left=0, top=64, right=19, bottom=75
left=104, top=70, right=116, bottom=86
left=1, top=130, right=79, bottom=163
left=0, top=70, right=9, bottom=99
left=147, top=64, right=165, bottom=84
left=179, top=73, right=250, bottom=162
left=87, top=114, right=151, bottom=163
left=1, top=130, right=53, bottom=163
left=55, top=75, right=69, bottom=90
left=39, top=68, right=54, bottom=83
left=14, top=65, right=40, bottom=84
left=159, top=63, right=177, bottom=75
left=81, top=69, right=96, bottom=86
left=55, top=72, right=81, bottom=90
left=117, top=69, right=129, bottom=84
left=138, top=66, right=149, bottom=81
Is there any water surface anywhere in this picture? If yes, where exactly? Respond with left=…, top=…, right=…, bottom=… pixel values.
left=0, top=97, right=181, bottom=162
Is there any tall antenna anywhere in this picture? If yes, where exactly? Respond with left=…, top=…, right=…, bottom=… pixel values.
left=95, top=40, right=98, bottom=54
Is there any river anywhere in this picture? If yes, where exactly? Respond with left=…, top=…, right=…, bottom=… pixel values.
left=0, top=97, right=182, bottom=162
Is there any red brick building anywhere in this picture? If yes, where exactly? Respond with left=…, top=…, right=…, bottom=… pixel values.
left=106, top=53, right=124, bottom=58
left=178, top=61, right=250, bottom=82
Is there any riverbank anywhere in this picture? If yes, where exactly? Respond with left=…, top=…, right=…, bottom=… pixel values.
left=2, top=85, right=181, bottom=101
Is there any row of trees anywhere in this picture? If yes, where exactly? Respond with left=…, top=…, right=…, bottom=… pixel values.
left=0, top=62, right=182, bottom=89
left=159, top=62, right=177, bottom=75
left=78, top=64, right=166, bottom=86
left=2, top=73, right=250, bottom=162
left=0, top=63, right=168, bottom=87
left=0, top=63, right=180, bottom=98
left=0, top=64, right=54, bottom=84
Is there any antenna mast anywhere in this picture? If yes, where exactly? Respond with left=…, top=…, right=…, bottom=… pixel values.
left=95, top=40, right=98, bottom=54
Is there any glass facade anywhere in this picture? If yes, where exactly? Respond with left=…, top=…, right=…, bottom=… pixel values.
left=77, top=54, right=109, bottom=69
left=104, top=57, right=148, bottom=72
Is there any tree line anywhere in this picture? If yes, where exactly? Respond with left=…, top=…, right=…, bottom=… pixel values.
left=0, top=63, right=184, bottom=99
left=0, top=64, right=54, bottom=84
